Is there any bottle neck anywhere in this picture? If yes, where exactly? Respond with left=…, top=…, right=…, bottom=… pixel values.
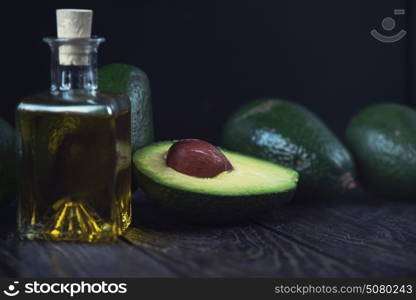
left=44, top=37, right=104, bottom=93
left=51, top=62, right=98, bottom=93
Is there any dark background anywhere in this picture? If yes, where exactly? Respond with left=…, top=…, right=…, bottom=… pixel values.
left=1, top=0, right=414, bottom=143
left=0, top=1, right=415, bottom=279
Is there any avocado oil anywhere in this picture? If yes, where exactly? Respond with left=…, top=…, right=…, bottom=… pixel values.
left=16, top=9, right=132, bottom=242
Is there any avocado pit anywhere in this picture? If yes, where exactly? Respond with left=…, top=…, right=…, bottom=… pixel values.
left=166, top=139, right=233, bottom=178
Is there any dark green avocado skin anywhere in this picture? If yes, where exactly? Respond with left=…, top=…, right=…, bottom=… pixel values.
left=134, top=168, right=295, bottom=224
left=345, top=103, right=416, bottom=199
left=221, top=99, right=356, bottom=197
left=0, top=119, right=16, bottom=205
left=99, top=64, right=154, bottom=153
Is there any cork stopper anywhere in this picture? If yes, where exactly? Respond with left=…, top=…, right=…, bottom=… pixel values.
left=56, top=9, right=93, bottom=66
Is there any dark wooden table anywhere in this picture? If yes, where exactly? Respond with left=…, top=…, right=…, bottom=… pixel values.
left=0, top=189, right=415, bottom=277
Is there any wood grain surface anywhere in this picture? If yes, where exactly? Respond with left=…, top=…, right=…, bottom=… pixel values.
left=0, top=189, right=414, bottom=278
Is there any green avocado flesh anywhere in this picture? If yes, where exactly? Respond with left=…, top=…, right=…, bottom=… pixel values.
left=134, top=141, right=298, bottom=223
left=99, top=63, right=154, bottom=153
left=345, top=103, right=416, bottom=199
left=221, top=99, right=356, bottom=198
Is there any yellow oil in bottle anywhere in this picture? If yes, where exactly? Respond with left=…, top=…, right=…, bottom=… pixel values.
left=17, top=93, right=131, bottom=242
left=18, top=9, right=133, bottom=242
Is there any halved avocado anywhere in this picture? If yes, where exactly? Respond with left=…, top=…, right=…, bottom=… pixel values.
left=133, top=141, right=298, bottom=224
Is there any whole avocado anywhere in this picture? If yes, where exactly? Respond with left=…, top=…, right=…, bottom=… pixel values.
left=345, top=103, right=416, bottom=199
left=221, top=99, right=356, bottom=197
left=0, top=118, right=16, bottom=204
left=99, top=64, right=154, bottom=153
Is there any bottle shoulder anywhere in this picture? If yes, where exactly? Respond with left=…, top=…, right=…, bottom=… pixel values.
left=18, top=90, right=130, bottom=116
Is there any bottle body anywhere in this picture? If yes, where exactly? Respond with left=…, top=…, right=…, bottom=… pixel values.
left=17, top=90, right=131, bottom=242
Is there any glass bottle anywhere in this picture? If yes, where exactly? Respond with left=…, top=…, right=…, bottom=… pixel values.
left=16, top=37, right=132, bottom=242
